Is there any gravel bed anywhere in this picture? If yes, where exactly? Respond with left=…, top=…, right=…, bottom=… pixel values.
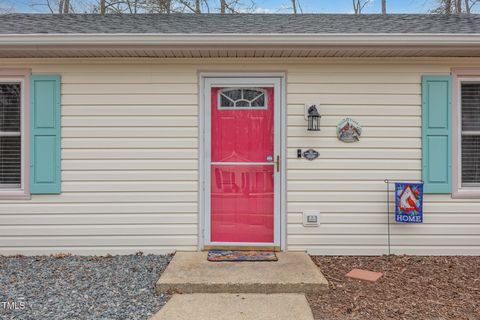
left=0, top=253, right=172, bottom=320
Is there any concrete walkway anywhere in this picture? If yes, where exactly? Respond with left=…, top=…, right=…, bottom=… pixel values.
left=156, top=252, right=328, bottom=294
left=153, top=252, right=326, bottom=319
left=151, top=293, right=314, bottom=320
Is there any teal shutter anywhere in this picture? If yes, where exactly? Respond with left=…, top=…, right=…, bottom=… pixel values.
left=421, top=75, right=452, bottom=193
left=30, top=75, right=61, bottom=194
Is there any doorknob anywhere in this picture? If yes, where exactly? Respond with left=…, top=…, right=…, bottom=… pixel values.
left=276, top=155, right=280, bottom=173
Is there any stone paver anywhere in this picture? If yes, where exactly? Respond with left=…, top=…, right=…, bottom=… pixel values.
left=346, top=268, right=383, bottom=282
left=156, top=252, right=328, bottom=294
left=150, top=293, right=314, bottom=320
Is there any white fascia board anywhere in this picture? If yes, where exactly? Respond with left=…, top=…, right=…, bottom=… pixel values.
left=0, top=33, right=480, bottom=46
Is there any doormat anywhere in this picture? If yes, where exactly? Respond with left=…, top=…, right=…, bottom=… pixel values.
left=207, top=250, right=278, bottom=262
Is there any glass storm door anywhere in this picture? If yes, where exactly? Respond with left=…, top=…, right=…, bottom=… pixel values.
left=210, top=86, right=276, bottom=243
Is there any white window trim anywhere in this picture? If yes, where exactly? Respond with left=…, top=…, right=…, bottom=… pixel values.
left=452, top=69, right=480, bottom=198
left=0, top=70, right=30, bottom=200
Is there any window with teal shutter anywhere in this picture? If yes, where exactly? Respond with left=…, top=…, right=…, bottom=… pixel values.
left=30, top=75, right=61, bottom=194
left=422, top=75, right=452, bottom=193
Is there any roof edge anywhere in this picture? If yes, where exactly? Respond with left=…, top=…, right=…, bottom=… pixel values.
left=1, top=33, right=480, bottom=46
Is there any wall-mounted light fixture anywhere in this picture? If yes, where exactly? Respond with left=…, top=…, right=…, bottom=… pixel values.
left=305, top=104, right=321, bottom=131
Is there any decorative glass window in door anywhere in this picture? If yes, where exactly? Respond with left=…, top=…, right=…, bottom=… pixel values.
left=218, top=88, right=267, bottom=109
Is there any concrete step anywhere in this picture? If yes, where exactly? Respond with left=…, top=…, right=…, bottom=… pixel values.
left=156, top=252, right=329, bottom=294
left=150, top=293, right=314, bottom=320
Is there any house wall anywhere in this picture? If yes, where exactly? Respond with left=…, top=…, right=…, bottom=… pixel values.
left=0, top=58, right=479, bottom=255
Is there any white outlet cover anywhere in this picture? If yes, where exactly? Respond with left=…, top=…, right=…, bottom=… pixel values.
left=303, top=210, right=320, bottom=227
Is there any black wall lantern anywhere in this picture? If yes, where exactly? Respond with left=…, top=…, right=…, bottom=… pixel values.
left=306, top=104, right=321, bottom=131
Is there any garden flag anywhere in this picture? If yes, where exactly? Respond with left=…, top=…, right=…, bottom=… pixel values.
left=395, top=183, right=424, bottom=223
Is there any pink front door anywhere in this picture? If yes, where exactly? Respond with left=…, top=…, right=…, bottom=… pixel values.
left=210, top=87, right=275, bottom=243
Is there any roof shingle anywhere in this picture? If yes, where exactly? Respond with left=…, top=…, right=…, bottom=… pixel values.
left=0, top=13, right=479, bottom=34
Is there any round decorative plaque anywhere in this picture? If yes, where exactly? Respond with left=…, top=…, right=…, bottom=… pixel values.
left=337, top=118, right=362, bottom=143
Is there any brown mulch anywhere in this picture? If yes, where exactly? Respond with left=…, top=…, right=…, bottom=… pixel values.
left=309, top=256, right=480, bottom=320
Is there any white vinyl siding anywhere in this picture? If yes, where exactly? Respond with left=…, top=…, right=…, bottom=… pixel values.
left=286, top=63, right=478, bottom=255
left=0, top=58, right=478, bottom=256
left=0, top=64, right=198, bottom=255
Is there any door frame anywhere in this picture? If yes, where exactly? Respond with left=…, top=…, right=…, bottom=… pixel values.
left=198, top=72, right=287, bottom=251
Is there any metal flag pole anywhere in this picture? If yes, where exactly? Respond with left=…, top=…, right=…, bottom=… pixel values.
left=385, top=179, right=391, bottom=255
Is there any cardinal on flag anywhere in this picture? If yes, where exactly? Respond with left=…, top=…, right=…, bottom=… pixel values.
left=395, top=183, right=423, bottom=223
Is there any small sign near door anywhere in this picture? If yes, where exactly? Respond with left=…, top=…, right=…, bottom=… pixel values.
left=303, top=149, right=319, bottom=161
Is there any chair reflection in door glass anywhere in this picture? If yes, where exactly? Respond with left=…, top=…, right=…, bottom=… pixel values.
left=213, top=167, right=273, bottom=197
